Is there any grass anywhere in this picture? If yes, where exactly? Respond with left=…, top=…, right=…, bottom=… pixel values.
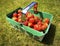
left=0, top=0, right=60, bottom=46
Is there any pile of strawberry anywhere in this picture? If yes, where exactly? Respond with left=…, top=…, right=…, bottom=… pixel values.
left=12, top=9, right=50, bottom=31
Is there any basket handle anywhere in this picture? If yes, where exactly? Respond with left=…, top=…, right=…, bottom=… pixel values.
left=22, top=2, right=37, bottom=14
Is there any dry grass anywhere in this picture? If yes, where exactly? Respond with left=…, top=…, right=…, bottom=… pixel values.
left=0, top=0, right=60, bottom=46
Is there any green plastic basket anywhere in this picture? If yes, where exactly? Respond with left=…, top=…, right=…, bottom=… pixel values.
left=6, top=7, right=53, bottom=41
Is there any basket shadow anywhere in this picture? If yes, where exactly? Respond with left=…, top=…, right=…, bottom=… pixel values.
left=41, top=24, right=56, bottom=45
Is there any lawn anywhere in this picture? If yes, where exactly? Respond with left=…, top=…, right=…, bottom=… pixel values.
left=0, top=0, right=60, bottom=46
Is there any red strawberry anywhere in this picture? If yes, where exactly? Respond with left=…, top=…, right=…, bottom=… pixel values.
left=13, top=12, right=18, bottom=17
left=23, top=21, right=28, bottom=26
left=29, top=18, right=35, bottom=23
left=41, top=23, right=48, bottom=30
left=33, top=24, right=41, bottom=31
left=37, top=20, right=42, bottom=25
left=18, top=18, right=22, bottom=22
left=34, top=16, right=39, bottom=23
left=26, top=12, right=30, bottom=17
left=44, top=18, right=50, bottom=24
left=28, top=22, right=33, bottom=27
left=12, top=17, right=18, bottom=22
left=18, top=9, right=22, bottom=13
left=18, top=13, right=22, bottom=16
